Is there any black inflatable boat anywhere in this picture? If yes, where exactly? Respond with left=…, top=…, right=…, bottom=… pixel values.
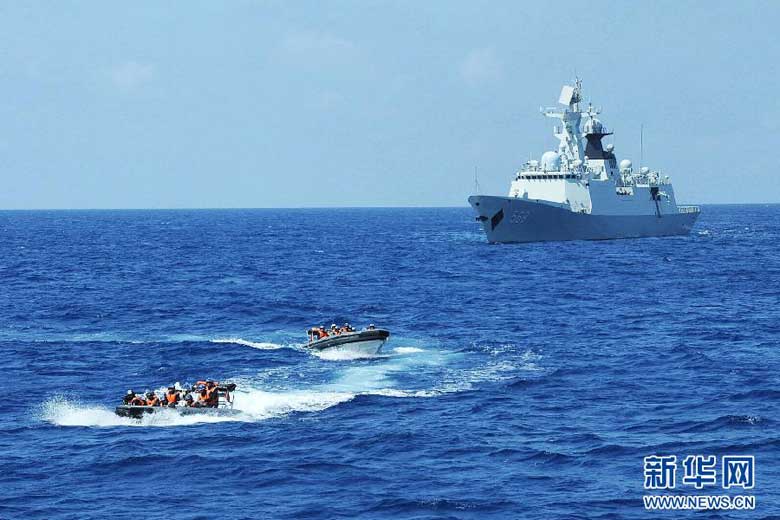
left=115, top=383, right=237, bottom=418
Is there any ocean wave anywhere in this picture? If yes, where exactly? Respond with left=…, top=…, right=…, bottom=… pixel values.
left=729, top=388, right=780, bottom=400
left=673, top=414, right=769, bottom=433
left=368, top=496, right=516, bottom=514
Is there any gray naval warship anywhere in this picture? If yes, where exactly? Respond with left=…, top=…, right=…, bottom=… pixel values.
left=469, top=80, right=700, bottom=243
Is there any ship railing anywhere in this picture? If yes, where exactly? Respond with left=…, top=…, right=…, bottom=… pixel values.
left=677, top=205, right=700, bottom=214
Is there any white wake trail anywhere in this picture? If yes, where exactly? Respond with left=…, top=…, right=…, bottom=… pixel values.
left=40, top=387, right=355, bottom=428
left=39, top=396, right=235, bottom=428
left=211, top=338, right=289, bottom=350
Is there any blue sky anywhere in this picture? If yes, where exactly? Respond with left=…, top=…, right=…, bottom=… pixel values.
left=1, top=1, right=778, bottom=208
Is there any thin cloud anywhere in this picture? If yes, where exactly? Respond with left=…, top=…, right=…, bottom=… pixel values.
left=460, top=48, right=503, bottom=87
left=276, top=31, right=359, bottom=66
left=108, top=61, right=155, bottom=91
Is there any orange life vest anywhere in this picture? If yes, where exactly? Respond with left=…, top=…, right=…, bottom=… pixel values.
left=129, top=397, right=145, bottom=406
left=146, top=396, right=160, bottom=406
left=166, top=392, right=179, bottom=404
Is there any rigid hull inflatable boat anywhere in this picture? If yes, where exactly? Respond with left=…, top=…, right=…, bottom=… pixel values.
left=306, top=328, right=390, bottom=356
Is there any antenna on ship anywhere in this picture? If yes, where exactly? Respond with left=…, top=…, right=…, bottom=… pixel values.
left=640, top=124, right=644, bottom=171
left=473, top=166, right=481, bottom=194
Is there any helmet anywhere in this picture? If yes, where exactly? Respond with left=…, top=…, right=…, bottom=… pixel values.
left=146, top=392, right=154, bottom=398
left=127, top=390, right=134, bottom=395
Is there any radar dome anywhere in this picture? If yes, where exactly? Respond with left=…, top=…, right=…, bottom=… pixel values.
left=540, top=151, right=561, bottom=171
left=619, top=159, right=632, bottom=170
left=583, top=117, right=604, bottom=134
left=640, top=166, right=650, bottom=174
left=605, top=143, right=614, bottom=153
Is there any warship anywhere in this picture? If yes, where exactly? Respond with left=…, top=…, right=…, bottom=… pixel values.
left=468, top=80, right=699, bottom=243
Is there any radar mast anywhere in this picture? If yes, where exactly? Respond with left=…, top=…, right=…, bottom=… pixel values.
left=541, top=78, right=586, bottom=163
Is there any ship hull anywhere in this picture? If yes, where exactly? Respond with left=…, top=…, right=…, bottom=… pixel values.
left=468, top=195, right=699, bottom=243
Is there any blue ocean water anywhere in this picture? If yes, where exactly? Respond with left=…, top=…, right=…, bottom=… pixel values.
left=1, top=206, right=778, bottom=519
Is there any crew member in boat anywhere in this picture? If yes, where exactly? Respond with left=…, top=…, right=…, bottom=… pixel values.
left=193, top=388, right=216, bottom=408
left=189, top=382, right=219, bottom=408
left=129, top=394, right=146, bottom=406
left=205, top=381, right=219, bottom=407
left=145, top=391, right=161, bottom=407
left=338, top=323, right=354, bottom=334
left=310, top=323, right=357, bottom=341
left=192, top=389, right=208, bottom=407
left=165, top=387, right=180, bottom=407
left=123, top=390, right=137, bottom=405
left=121, top=381, right=225, bottom=408
left=312, top=326, right=329, bottom=340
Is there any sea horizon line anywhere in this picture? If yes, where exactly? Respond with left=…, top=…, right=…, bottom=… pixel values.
left=0, top=201, right=779, bottom=212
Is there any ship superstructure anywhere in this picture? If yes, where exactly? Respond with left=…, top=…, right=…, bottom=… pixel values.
left=468, top=80, right=699, bottom=243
